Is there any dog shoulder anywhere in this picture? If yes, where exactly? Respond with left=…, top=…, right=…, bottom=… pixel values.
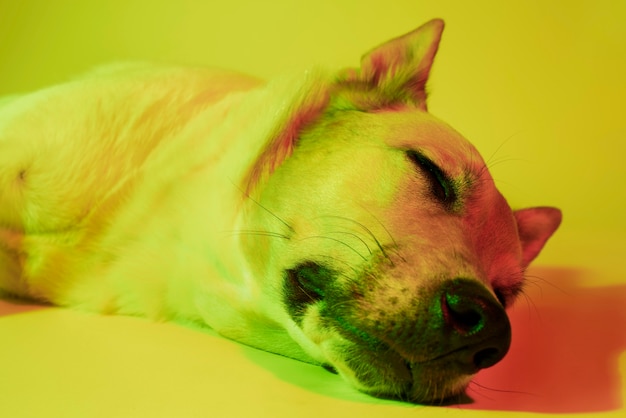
left=0, top=63, right=261, bottom=258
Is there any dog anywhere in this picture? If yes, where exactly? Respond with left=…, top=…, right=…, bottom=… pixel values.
left=0, top=19, right=561, bottom=403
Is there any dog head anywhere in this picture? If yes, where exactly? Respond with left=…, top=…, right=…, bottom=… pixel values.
left=239, top=19, right=561, bottom=403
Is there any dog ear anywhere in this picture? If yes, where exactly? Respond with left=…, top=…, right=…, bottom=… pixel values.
left=243, top=71, right=330, bottom=197
left=333, top=19, right=444, bottom=111
left=514, top=207, right=562, bottom=267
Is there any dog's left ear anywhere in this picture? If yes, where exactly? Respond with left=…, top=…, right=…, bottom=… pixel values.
left=514, top=207, right=562, bottom=267
left=334, top=19, right=444, bottom=110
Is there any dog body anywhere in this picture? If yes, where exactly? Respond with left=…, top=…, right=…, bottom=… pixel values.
left=0, top=20, right=561, bottom=403
left=0, top=64, right=314, bottom=358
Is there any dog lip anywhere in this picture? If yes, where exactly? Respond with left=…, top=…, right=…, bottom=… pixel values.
left=321, top=363, right=338, bottom=374
left=357, top=348, right=414, bottom=391
left=369, top=355, right=472, bottom=404
left=414, top=338, right=507, bottom=375
left=339, top=335, right=478, bottom=403
left=338, top=320, right=472, bottom=375
left=416, top=347, right=479, bottom=374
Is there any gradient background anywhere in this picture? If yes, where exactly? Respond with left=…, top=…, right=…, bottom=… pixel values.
left=0, top=1, right=624, bottom=417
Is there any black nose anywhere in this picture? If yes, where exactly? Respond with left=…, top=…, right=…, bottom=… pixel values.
left=440, top=279, right=511, bottom=372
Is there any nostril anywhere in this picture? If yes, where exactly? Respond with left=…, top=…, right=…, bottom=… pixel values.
left=443, top=292, right=485, bottom=336
left=438, top=279, right=512, bottom=372
left=473, top=347, right=501, bottom=369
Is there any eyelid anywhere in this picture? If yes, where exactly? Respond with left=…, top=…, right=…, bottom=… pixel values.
left=406, top=150, right=456, bottom=206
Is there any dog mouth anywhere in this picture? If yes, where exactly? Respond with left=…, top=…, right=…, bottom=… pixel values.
left=304, top=297, right=475, bottom=403
left=337, top=324, right=485, bottom=403
left=330, top=335, right=475, bottom=404
left=283, top=261, right=511, bottom=404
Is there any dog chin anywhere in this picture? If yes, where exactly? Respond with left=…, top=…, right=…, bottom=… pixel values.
left=324, top=340, right=474, bottom=404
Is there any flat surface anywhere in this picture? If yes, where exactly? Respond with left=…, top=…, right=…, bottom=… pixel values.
left=1, top=232, right=625, bottom=417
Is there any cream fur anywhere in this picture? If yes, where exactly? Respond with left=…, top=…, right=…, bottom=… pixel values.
left=0, top=20, right=561, bottom=403
left=0, top=63, right=333, bottom=360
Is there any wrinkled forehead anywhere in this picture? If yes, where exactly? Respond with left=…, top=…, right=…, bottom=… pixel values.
left=319, top=109, right=487, bottom=180
left=375, top=109, right=486, bottom=177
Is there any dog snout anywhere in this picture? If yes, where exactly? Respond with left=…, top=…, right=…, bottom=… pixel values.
left=439, top=279, right=511, bottom=373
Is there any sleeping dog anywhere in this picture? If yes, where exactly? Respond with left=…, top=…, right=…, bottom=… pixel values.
left=0, top=19, right=561, bottom=403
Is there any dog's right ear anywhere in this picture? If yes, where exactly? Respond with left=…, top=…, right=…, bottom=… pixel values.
left=333, top=19, right=445, bottom=111
left=514, top=207, right=562, bottom=267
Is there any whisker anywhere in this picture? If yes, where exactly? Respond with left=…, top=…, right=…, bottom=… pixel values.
left=229, top=178, right=294, bottom=233
left=476, top=134, right=524, bottom=182
left=520, top=277, right=546, bottom=302
left=314, top=254, right=360, bottom=276
left=524, top=273, right=569, bottom=295
left=518, top=288, right=542, bottom=321
left=299, top=235, right=368, bottom=262
left=326, top=231, right=372, bottom=255
left=468, top=380, right=536, bottom=397
left=483, top=133, right=520, bottom=168
left=226, top=230, right=291, bottom=240
left=485, top=156, right=526, bottom=171
left=356, top=208, right=399, bottom=252
left=465, top=382, right=496, bottom=401
left=320, top=214, right=399, bottom=264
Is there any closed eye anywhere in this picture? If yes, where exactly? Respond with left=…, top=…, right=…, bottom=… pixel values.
left=406, top=150, right=456, bottom=206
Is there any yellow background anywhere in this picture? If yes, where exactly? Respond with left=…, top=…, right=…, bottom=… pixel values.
left=1, top=1, right=625, bottom=417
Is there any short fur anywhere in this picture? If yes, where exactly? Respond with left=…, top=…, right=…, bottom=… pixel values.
left=0, top=20, right=561, bottom=403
